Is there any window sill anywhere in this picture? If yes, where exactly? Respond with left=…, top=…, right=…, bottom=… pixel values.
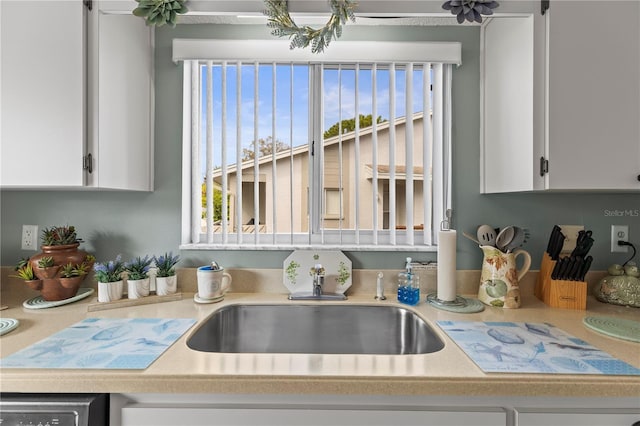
left=179, top=243, right=437, bottom=252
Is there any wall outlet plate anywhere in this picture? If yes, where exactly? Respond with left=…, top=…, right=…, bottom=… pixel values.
left=559, top=225, right=584, bottom=254
left=611, top=225, right=629, bottom=253
left=21, top=225, right=39, bottom=251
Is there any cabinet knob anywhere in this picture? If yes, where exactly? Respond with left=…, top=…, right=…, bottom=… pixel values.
left=637, top=174, right=640, bottom=182
left=631, top=421, right=640, bottom=426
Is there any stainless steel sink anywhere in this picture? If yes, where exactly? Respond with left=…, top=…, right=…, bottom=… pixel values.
left=187, top=304, right=444, bottom=355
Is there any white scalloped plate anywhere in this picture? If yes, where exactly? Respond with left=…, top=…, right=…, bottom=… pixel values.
left=23, top=287, right=94, bottom=310
left=0, top=318, right=19, bottom=336
left=283, top=250, right=352, bottom=295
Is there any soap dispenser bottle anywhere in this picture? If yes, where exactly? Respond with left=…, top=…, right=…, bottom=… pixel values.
left=397, top=257, right=420, bottom=306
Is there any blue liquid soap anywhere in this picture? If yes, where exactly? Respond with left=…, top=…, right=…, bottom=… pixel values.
left=397, top=271, right=420, bottom=306
left=397, top=284, right=420, bottom=306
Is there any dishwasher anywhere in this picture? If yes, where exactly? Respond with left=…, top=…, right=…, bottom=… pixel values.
left=0, top=393, right=108, bottom=426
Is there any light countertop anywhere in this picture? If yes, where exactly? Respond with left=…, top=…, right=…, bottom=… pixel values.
left=1, top=269, right=639, bottom=397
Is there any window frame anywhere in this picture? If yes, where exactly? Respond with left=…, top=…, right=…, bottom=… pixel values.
left=176, top=40, right=460, bottom=251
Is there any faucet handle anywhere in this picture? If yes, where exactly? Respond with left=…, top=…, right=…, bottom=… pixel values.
left=313, top=263, right=325, bottom=276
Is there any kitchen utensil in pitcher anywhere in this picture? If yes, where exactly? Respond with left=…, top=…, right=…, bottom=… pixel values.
left=478, top=245, right=532, bottom=309
left=505, top=226, right=528, bottom=253
left=476, top=224, right=497, bottom=247
left=495, top=226, right=515, bottom=252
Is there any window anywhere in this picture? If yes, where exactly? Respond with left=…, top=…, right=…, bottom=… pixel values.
left=175, top=40, right=460, bottom=249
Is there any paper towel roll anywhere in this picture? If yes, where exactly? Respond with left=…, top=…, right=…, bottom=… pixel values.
left=437, top=229, right=457, bottom=301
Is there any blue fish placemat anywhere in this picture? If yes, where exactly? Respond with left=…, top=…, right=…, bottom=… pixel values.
left=438, top=321, right=640, bottom=376
left=1, top=318, right=196, bottom=369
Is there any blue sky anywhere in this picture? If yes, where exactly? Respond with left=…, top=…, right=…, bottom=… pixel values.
left=200, top=64, right=428, bottom=171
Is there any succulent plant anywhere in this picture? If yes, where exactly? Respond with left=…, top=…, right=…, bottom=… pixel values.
left=41, top=225, right=83, bottom=246
left=11, top=262, right=36, bottom=281
left=37, top=256, right=55, bottom=268
left=133, top=0, right=188, bottom=27
left=442, top=0, right=499, bottom=24
left=60, top=262, right=90, bottom=278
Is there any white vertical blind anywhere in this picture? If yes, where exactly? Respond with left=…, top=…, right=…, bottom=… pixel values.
left=181, top=57, right=454, bottom=250
left=205, top=61, right=214, bottom=243
left=422, top=62, right=433, bottom=245
left=235, top=60, right=243, bottom=244
left=388, top=63, right=396, bottom=246
left=371, top=63, right=379, bottom=246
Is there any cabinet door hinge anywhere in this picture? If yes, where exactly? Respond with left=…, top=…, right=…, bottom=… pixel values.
left=540, top=156, right=549, bottom=176
left=541, top=0, right=550, bottom=15
left=83, top=0, right=93, bottom=11
left=83, top=154, right=93, bottom=174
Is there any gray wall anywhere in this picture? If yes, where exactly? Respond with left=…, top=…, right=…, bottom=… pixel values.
left=1, top=23, right=638, bottom=272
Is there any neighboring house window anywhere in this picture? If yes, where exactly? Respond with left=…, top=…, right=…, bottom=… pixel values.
left=175, top=40, right=460, bottom=249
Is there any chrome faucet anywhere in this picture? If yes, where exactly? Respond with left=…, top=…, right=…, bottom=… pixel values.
left=288, top=263, right=346, bottom=301
left=312, top=264, right=325, bottom=297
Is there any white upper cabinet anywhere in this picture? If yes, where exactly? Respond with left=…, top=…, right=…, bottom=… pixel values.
left=481, top=1, right=640, bottom=192
left=0, top=0, right=154, bottom=190
left=87, top=5, right=154, bottom=191
left=1, top=1, right=86, bottom=187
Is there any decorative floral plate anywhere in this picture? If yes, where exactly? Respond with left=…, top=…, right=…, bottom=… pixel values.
left=283, top=250, right=352, bottom=296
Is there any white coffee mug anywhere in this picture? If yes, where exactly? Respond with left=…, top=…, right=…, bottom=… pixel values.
left=196, top=266, right=232, bottom=300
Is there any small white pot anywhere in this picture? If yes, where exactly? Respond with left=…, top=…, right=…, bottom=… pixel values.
left=127, top=278, right=150, bottom=299
left=98, top=280, right=124, bottom=303
left=156, top=275, right=177, bottom=296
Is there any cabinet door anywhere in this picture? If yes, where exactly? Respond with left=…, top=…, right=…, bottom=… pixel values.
left=516, top=408, right=640, bottom=426
left=87, top=9, right=154, bottom=191
left=480, top=13, right=546, bottom=193
left=547, top=1, right=640, bottom=190
left=121, top=406, right=506, bottom=426
left=1, top=1, right=86, bottom=187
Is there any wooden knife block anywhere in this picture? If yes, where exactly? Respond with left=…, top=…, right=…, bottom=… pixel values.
left=535, top=252, right=587, bottom=310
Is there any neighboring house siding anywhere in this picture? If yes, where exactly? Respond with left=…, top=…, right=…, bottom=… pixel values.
left=213, top=113, right=426, bottom=233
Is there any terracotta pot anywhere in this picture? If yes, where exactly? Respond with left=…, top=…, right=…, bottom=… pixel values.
left=29, top=243, right=94, bottom=301
left=34, top=265, right=60, bottom=279
left=24, top=279, right=43, bottom=291
left=40, top=278, right=79, bottom=301
left=59, top=276, right=85, bottom=289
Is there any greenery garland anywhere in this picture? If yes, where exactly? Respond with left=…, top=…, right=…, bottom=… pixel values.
left=263, top=0, right=357, bottom=54
left=133, top=0, right=188, bottom=27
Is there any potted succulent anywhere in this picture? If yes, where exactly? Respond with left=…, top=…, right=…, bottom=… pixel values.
left=28, top=225, right=94, bottom=301
left=35, top=256, right=59, bottom=279
left=125, top=255, right=153, bottom=299
left=11, top=259, right=43, bottom=291
left=94, top=255, right=126, bottom=303
left=153, top=252, right=180, bottom=295
left=59, top=256, right=93, bottom=289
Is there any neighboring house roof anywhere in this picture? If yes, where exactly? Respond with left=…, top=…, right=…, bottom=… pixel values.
left=213, top=112, right=426, bottom=178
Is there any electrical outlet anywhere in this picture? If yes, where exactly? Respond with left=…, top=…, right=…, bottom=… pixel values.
left=559, top=225, right=584, bottom=254
left=21, top=225, right=39, bottom=251
left=611, top=225, right=629, bottom=253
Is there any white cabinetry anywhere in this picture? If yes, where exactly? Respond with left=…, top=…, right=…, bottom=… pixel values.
left=481, top=1, right=640, bottom=192
left=121, top=406, right=506, bottom=426
left=1, top=1, right=86, bottom=187
left=112, top=394, right=640, bottom=426
left=0, top=0, right=153, bottom=190
left=515, top=408, right=640, bottom=426
left=87, top=5, right=154, bottom=190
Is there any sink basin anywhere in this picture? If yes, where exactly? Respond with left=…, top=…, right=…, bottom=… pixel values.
left=187, top=304, right=444, bottom=355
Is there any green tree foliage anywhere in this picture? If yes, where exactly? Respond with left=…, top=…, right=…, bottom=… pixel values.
left=323, top=114, right=386, bottom=139
left=201, top=181, right=229, bottom=222
left=241, top=136, right=290, bottom=162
